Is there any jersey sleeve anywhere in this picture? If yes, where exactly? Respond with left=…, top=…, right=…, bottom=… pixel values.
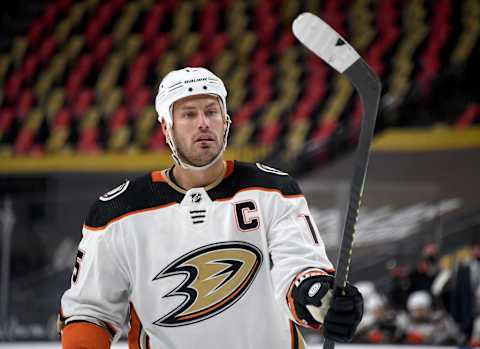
left=60, top=218, right=130, bottom=342
left=266, top=179, right=334, bottom=323
left=62, top=322, right=111, bottom=349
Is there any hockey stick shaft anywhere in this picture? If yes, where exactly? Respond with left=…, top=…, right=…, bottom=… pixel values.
left=332, top=59, right=380, bottom=292
left=323, top=50, right=381, bottom=349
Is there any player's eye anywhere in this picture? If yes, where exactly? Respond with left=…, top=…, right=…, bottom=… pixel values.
left=205, top=109, right=219, bottom=117
left=183, top=111, right=196, bottom=118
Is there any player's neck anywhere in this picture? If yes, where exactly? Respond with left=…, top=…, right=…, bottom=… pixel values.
left=172, top=159, right=226, bottom=190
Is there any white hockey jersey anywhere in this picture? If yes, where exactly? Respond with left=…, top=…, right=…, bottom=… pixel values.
left=60, top=160, right=333, bottom=348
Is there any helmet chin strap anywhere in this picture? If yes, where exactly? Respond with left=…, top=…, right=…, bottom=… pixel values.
left=166, top=115, right=231, bottom=171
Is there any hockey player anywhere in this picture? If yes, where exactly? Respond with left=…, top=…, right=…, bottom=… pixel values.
left=58, top=67, right=363, bottom=348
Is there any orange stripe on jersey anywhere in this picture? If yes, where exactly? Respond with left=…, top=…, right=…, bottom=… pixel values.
left=129, top=304, right=141, bottom=349
left=215, top=187, right=304, bottom=202
left=289, top=321, right=307, bottom=349
left=61, top=322, right=110, bottom=349
left=290, top=321, right=298, bottom=349
left=151, top=170, right=167, bottom=182
left=128, top=303, right=150, bottom=349
left=129, top=303, right=150, bottom=349
left=224, top=160, right=235, bottom=178
left=84, top=202, right=177, bottom=231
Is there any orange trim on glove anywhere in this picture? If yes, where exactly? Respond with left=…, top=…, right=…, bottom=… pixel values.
left=286, top=268, right=333, bottom=329
left=61, top=322, right=111, bottom=349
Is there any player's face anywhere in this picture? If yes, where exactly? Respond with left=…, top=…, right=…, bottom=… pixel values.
left=170, top=95, right=226, bottom=167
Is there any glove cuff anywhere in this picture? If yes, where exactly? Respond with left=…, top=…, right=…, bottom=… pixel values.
left=287, top=268, right=334, bottom=329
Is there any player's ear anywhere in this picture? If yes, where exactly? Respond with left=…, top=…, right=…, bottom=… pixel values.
left=161, top=120, right=168, bottom=136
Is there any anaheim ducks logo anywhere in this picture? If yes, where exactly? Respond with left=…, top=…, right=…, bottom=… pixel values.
left=152, top=241, right=263, bottom=327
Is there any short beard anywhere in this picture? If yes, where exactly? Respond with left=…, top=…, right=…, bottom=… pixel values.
left=174, top=138, right=224, bottom=167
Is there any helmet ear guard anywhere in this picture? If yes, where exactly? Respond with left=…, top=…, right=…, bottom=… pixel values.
left=155, top=67, right=230, bottom=171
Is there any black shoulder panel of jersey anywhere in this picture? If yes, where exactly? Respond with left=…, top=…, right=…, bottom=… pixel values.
left=85, top=173, right=183, bottom=228
left=209, top=161, right=303, bottom=200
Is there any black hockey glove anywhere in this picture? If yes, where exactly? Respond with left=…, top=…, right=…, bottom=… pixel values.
left=323, top=283, right=364, bottom=342
left=290, top=272, right=335, bottom=329
left=289, top=271, right=363, bottom=342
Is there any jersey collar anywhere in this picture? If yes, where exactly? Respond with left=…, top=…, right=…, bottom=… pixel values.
left=151, top=160, right=235, bottom=194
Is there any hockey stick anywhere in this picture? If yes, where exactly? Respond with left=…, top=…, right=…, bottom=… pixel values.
left=292, top=13, right=381, bottom=349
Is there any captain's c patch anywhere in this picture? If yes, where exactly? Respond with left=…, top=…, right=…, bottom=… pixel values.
left=152, top=241, right=263, bottom=327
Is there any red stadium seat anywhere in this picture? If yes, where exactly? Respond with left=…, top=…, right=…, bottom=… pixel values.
left=85, top=19, right=104, bottom=49
left=42, top=3, right=60, bottom=31
left=93, top=35, right=113, bottom=67
left=292, top=99, right=316, bottom=122
left=124, top=73, right=146, bottom=100
left=207, top=34, right=228, bottom=62
left=148, top=126, right=167, bottom=150
left=130, top=53, right=150, bottom=72
left=77, top=127, right=100, bottom=153
left=72, top=89, right=94, bottom=118
left=0, top=108, right=15, bottom=135
left=17, top=89, right=36, bottom=120
left=27, top=19, right=45, bottom=49
left=417, top=0, right=452, bottom=93
left=149, top=35, right=170, bottom=62
left=109, top=106, right=129, bottom=132
left=77, top=54, right=94, bottom=76
left=66, top=54, right=93, bottom=99
left=4, top=71, right=23, bottom=104
left=255, top=8, right=277, bottom=46
left=187, top=52, right=207, bottom=67
left=52, top=108, right=71, bottom=129
left=57, top=0, right=73, bottom=12
left=233, top=102, right=256, bottom=125
left=66, top=72, right=84, bottom=100
left=124, top=54, right=149, bottom=98
left=143, top=4, right=166, bottom=44
left=456, top=103, right=480, bottom=128
left=21, top=54, right=40, bottom=83
left=38, top=36, right=58, bottom=65
left=311, top=120, right=338, bottom=143
left=276, top=31, right=295, bottom=54
left=305, top=73, right=327, bottom=101
left=258, top=120, right=281, bottom=145
left=250, top=47, right=271, bottom=73
left=110, top=0, right=126, bottom=14
left=200, top=2, right=220, bottom=44
left=129, top=88, right=152, bottom=117
left=253, top=87, right=272, bottom=107
left=163, top=0, right=179, bottom=12
left=15, top=128, right=35, bottom=154
left=97, top=2, right=115, bottom=26
left=251, top=66, right=272, bottom=85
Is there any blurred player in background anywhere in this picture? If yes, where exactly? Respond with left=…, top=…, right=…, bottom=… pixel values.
left=407, top=243, right=441, bottom=295
left=58, top=67, right=363, bottom=348
left=396, top=290, right=462, bottom=345
left=354, top=281, right=400, bottom=344
left=447, top=242, right=480, bottom=342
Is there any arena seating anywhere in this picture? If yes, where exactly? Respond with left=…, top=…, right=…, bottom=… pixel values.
left=0, top=0, right=478, bottom=166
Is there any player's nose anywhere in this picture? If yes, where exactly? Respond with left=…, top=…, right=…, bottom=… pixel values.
left=197, top=112, right=210, bottom=129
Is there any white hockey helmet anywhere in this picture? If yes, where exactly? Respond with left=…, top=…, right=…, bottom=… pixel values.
left=407, top=290, right=432, bottom=312
left=154, top=67, right=231, bottom=170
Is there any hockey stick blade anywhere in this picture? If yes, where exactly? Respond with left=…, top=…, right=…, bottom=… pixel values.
left=293, top=12, right=381, bottom=349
